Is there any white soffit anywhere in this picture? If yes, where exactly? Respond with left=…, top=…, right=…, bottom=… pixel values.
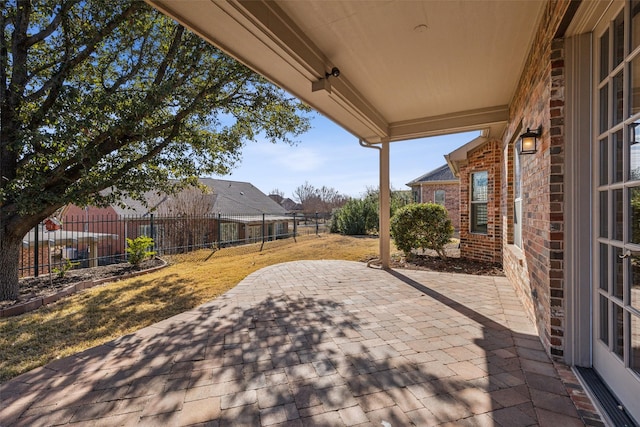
left=148, top=0, right=545, bottom=143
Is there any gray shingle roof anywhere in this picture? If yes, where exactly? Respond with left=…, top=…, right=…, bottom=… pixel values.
left=406, top=164, right=457, bottom=186
left=111, top=179, right=287, bottom=216
left=200, top=178, right=287, bottom=215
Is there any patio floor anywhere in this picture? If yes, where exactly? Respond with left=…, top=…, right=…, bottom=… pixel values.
left=0, top=260, right=600, bottom=426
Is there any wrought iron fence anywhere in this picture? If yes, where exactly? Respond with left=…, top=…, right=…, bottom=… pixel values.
left=19, top=212, right=329, bottom=278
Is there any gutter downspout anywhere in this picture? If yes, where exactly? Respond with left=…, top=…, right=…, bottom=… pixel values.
left=359, top=139, right=391, bottom=269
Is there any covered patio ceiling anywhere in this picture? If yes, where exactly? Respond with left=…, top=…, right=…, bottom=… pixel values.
left=147, top=0, right=546, bottom=144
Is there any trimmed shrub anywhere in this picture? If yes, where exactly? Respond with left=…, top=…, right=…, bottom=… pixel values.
left=331, top=198, right=378, bottom=235
left=126, top=236, right=156, bottom=266
left=390, top=203, right=453, bottom=259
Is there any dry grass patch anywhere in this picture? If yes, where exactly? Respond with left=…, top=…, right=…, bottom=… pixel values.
left=0, top=234, right=381, bottom=382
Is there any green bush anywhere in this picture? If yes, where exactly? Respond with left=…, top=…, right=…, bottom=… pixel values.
left=331, top=198, right=378, bottom=235
left=329, top=208, right=341, bottom=233
left=390, top=203, right=453, bottom=259
left=362, top=187, right=412, bottom=218
left=126, top=236, right=156, bottom=266
left=52, top=258, right=80, bottom=278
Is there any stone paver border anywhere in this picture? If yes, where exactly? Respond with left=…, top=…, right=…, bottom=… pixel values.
left=0, top=258, right=168, bottom=318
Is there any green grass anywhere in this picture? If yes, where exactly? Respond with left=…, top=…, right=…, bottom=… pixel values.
left=0, top=234, right=385, bottom=382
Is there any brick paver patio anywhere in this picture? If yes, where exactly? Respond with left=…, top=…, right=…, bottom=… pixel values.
left=0, top=260, right=600, bottom=426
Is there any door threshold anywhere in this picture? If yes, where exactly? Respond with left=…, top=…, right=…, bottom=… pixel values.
left=574, top=366, right=638, bottom=427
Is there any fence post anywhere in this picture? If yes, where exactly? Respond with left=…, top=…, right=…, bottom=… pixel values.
left=217, top=212, right=221, bottom=246
left=150, top=213, right=155, bottom=253
left=34, top=223, right=39, bottom=277
left=293, top=213, right=297, bottom=241
left=315, top=212, right=319, bottom=235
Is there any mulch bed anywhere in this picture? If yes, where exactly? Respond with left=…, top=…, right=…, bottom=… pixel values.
left=392, top=254, right=504, bottom=276
left=1, top=259, right=165, bottom=313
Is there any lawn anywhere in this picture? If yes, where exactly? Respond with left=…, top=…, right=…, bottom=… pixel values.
left=0, top=234, right=383, bottom=383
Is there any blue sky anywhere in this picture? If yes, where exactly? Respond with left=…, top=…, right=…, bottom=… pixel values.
left=222, top=112, right=479, bottom=199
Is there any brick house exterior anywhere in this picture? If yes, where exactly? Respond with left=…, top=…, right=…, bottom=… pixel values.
left=447, top=139, right=502, bottom=264
left=406, top=165, right=460, bottom=231
left=501, top=1, right=569, bottom=362
left=441, top=0, right=572, bottom=363
left=443, top=2, right=640, bottom=418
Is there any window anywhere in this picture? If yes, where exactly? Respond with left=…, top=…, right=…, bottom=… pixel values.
left=470, top=171, right=488, bottom=233
left=413, top=190, right=420, bottom=202
left=514, top=141, right=523, bottom=248
left=220, top=222, right=238, bottom=243
left=275, top=222, right=286, bottom=237
left=434, top=190, right=445, bottom=205
left=247, top=225, right=262, bottom=243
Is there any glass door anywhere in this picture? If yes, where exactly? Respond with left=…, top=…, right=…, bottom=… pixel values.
left=594, top=1, right=640, bottom=422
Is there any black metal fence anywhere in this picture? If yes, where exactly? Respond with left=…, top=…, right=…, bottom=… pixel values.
left=19, top=212, right=329, bottom=278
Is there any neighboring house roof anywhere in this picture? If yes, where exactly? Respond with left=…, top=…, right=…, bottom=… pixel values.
left=444, top=135, right=490, bottom=177
left=406, top=164, right=458, bottom=186
left=280, top=198, right=303, bottom=212
left=268, top=195, right=303, bottom=213
left=110, top=193, right=168, bottom=217
left=110, top=178, right=287, bottom=216
left=200, top=178, right=287, bottom=215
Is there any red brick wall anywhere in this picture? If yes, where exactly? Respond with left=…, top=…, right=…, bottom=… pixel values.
left=459, top=139, right=502, bottom=263
left=415, top=182, right=460, bottom=230
left=62, top=204, right=127, bottom=262
left=501, top=0, right=571, bottom=360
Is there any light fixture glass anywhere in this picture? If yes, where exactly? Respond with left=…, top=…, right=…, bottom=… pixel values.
left=519, top=127, right=540, bottom=154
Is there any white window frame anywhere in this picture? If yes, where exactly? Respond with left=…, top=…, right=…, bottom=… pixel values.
left=470, top=171, right=488, bottom=234
left=514, top=141, right=523, bottom=248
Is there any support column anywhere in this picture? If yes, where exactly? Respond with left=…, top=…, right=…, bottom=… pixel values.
left=89, top=239, right=98, bottom=268
left=380, top=140, right=390, bottom=269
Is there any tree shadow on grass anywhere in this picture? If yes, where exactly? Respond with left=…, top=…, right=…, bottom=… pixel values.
left=1, top=261, right=548, bottom=426
left=0, top=272, right=200, bottom=382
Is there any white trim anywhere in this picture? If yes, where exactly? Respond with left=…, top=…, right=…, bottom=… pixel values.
left=380, top=141, right=391, bottom=268
left=565, top=33, right=594, bottom=367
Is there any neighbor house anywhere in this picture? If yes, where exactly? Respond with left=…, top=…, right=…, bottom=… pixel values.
left=268, top=193, right=303, bottom=214
left=446, top=137, right=503, bottom=264
left=406, top=164, right=460, bottom=231
left=147, top=0, right=640, bottom=422
left=61, top=178, right=291, bottom=260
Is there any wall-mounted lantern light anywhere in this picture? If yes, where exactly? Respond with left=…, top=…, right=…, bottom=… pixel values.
left=519, top=126, right=541, bottom=155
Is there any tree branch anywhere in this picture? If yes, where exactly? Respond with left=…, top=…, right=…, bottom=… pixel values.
left=8, top=0, right=31, bottom=111
left=102, top=31, right=151, bottom=94
left=27, top=2, right=146, bottom=131
left=151, top=25, right=184, bottom=87
left=23, top=0, right=79, bottom=48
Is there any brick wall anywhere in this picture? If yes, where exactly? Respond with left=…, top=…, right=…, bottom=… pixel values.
left=459, top=139, right=502, bottom=263
left=501, top=0, right=571, bottom=360
left=416, top=182, right=460, bottom=230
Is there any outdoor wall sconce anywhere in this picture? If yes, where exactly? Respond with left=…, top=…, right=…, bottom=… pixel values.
left=519, top=126, right=541, bottom=155
left=325, top=67, right=340, bottom=78
left=312, top=67, right=341, bottom=93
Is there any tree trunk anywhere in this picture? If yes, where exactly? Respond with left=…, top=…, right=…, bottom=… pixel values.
left=0, top=231, right=22, bottom=301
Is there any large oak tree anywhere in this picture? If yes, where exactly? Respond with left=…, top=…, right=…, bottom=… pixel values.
left=0, top=0, right=311, bottom=300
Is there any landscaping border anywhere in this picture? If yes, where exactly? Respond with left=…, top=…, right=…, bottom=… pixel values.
left=0, top=259, right=168, bottom=318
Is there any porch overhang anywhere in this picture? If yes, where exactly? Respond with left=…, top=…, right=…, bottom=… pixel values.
left=147, top=0, right=544, bottom=144
left=146, top=0, right=547, bottom=268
